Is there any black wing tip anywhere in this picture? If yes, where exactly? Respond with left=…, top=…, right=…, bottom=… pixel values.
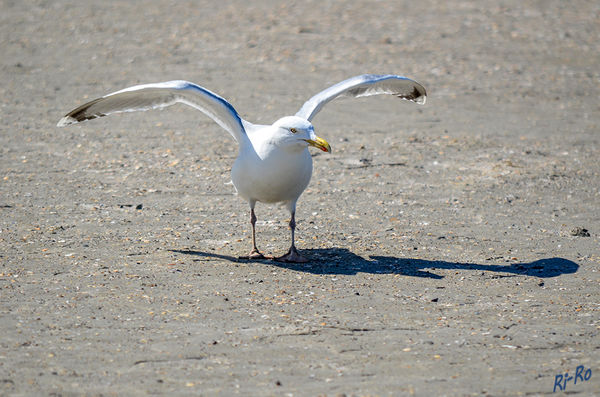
left=56, top=97, right=105, bottom=127
left=371, top=74, right=427, bottom=104
left=397, top=85, right=427, bottom=105
left=57, top=113, right=104, bottom=127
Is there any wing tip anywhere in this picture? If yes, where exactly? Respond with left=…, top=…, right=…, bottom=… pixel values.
left=416, top=84, right=427, bottom=105
left=57, top=115, right=78, bottom=127
left=398, top=85, right=427, bottom=105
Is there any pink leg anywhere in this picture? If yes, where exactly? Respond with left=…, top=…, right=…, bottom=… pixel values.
left=239, top=208, right=273, bottom=260
left=276, top=211, right=308, bottom=263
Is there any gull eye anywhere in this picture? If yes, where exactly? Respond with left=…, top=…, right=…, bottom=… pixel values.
left=290, top=128, right=297, bottom=134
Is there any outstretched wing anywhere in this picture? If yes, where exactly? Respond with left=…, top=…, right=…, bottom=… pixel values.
left=57, top=80, right=246, bottom=142
left=295, top=74, right=426, bottom=122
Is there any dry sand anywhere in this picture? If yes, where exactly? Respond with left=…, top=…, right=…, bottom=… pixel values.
left=1, top=1, right=599, bottom=395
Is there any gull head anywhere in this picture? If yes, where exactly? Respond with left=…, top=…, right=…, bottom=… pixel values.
left=272, top=116, right=331, bottom=153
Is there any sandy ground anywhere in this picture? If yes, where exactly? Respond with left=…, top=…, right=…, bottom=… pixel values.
left=1, top=0, right=599, bottom=395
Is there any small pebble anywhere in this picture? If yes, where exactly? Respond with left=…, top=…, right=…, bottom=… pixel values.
left=570, top=227, right=590, bottom=237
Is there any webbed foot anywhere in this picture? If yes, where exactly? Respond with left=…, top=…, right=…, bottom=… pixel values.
left=239, top=249, right=273, bottom=260
left=275, top=246, right=309, bottom=263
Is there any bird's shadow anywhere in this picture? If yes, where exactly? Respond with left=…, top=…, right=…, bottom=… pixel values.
left=170, top=248, right=578, bottom=279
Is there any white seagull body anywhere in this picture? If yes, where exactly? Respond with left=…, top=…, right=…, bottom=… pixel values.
left=58, top=74, right=426, bottom=262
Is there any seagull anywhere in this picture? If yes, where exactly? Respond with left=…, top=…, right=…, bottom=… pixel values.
left=58, top=74, right=426, bottom=262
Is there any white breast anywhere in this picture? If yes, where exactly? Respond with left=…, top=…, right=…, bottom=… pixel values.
left=231, top=127, right=313, bottom=205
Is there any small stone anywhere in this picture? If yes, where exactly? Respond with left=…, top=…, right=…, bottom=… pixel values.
left=570, top=227, right=590, bottom=237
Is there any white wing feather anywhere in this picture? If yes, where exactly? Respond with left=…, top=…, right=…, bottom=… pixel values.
left=296, top=74, right=426, bottom=122
left=57, top=80, right=246, bottom=143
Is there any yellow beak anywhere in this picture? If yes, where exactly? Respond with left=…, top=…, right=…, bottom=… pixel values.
left=305, top=136, right=331, bottom=153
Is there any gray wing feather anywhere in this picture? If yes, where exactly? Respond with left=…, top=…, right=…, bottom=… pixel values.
left=57, top=80, right=246, bottom=142
left=295, top=74, right=426, bottom=122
